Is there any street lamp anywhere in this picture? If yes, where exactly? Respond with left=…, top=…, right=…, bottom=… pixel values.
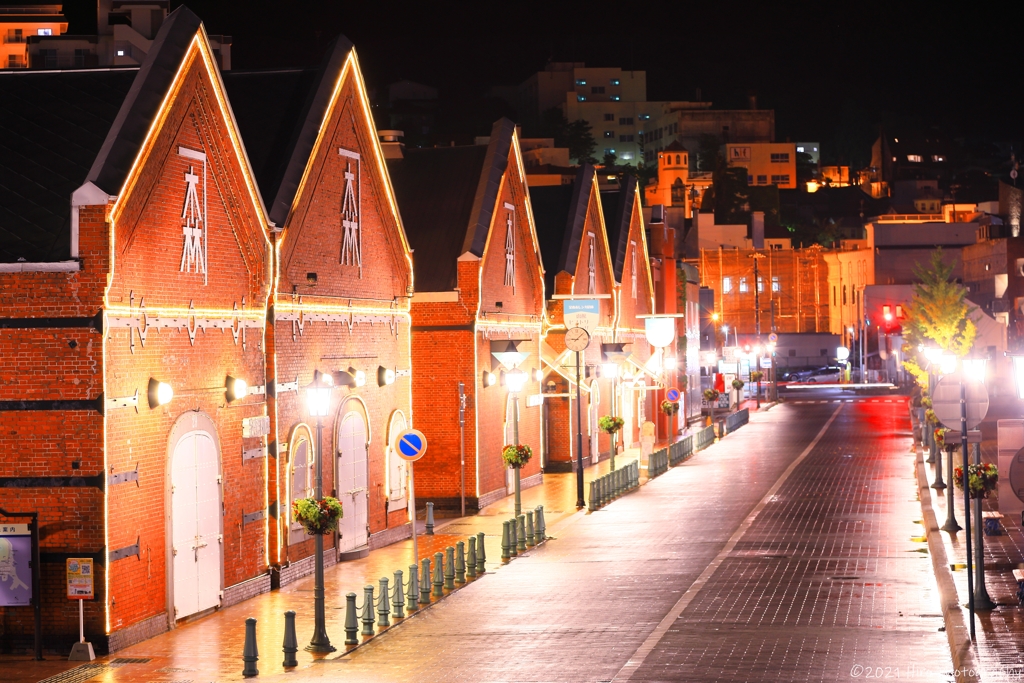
left=961, top=354, right=994, bottom=613
left=504, top=366, right=528, bottom=518
left=491, top=341, right=530, bottom=517
left=304, top=369, right=336, bottom=653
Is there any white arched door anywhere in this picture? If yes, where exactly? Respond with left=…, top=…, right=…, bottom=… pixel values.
left=171, top=430, right=222, bottom=620
left=504, top=395, right=516, bottom=493
left=336, top=412, right=368, bottom=554
left=288, top=433, right=312, bottom=546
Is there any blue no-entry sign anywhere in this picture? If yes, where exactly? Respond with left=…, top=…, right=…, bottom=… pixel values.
left=394, top=429, right=427, bottom=462
left=666, top=388, right=681, bottom=402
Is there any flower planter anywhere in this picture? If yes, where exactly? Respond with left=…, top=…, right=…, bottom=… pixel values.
left=292, top=496, right=343, bottom=536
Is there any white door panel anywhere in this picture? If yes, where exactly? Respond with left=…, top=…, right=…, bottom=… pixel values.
left=337, top=413, right=368, bottom=553
left=171, top=430, right=222, bottom=619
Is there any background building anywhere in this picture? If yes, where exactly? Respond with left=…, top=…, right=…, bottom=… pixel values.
left=0, top=2, right=66, bottom=68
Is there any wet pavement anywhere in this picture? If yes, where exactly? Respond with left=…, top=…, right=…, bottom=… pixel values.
left=9, top=392, right=956, bottom=682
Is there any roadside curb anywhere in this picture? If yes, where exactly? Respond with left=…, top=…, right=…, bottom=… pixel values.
left=913, top=435, right=982, bottom=682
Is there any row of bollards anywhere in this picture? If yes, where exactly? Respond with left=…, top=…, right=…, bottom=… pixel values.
left=587, top=461, right=640, bottom=512
left=243, top=525, right=503, bottom=675
left=500, top=506, right=547, bottom=560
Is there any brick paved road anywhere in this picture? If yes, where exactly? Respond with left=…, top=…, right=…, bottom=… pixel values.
left=23, top=394, right=953, bottom=682
left=253, top=395, right=949, bottom=682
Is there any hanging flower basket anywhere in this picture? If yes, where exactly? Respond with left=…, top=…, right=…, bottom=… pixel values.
left=502, top=443, right=533, bottom=469
left=292, top=496, right=343, bottom=536
left=598, top=415, right=624, bottom=434
left=731, top=379, right=744, bottom=390
left=925, top=408, right=938, bottom=426
left=703, top=389, right=720, bottom=403
left=921, top=396, right=933, bottom=409
left=953, top=463, right=999, bottom=499
left=661, top=400, right=679, bottom=416
left=933, top=427, right=948, bottom=448
left=750, top=371, right=764, bottom=383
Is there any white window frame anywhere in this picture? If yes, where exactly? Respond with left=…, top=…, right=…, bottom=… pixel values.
left=385, top=410, right=409, bottom=511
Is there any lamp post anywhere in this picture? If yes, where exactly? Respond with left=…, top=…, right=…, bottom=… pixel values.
left=963, top=356, right=994, bottom=611
left=601, top=343, right=631, bottom=470
left=305, top=369, right=335, bottom=653
left=505, top=367, right=528, bottom=517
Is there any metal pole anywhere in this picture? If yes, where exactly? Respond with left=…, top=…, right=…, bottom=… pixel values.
left=308, top=371, right=333, bottom=652
left=960, top=377, right=975, bottom=640
left=79, top=598, right=84, bottom=643
left=31, top=513, right=41, bottom=660
left=575, top=350, right=585, bottom=509
left=409, top=462, right=418, bottom=567
left=458, top=382, right=466, bottom=518
left=941, top=438, right=960, bottom=532
left=972, top=441, right=994, bottom=609
left=513, top=389, right=521, bottom=518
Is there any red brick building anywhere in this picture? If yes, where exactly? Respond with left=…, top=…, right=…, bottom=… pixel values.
left=532, top=166, right=619, bottom=471
left=225, top=37, right=414, bottom=578
left=389, top=120, right=546, bottom=512
left=600, top=178, right=657, bottom=447
left=0, top=9, right=273, bottom=650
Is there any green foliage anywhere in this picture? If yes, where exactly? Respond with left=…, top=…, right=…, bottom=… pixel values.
left=660, top=400, right=680, bottom=416
left=750, top=371, right=764, bottom=382
left=602, top=151, right=618, bottom=168
left=703, top=388, right=720, bottom=402
left=901, top=249, right=977, bottom=384
left=501, top=444, right=533, bottom=468
left=731, top=379, right=744, bottom=390
left=598, top=415, right=624, bottom=434
left=292, top=496, right=343, bottom=536
left=696, top=134, right=723, bottom=173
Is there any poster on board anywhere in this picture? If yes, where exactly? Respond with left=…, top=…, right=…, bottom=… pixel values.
left=0, top=524, right=32, bottom=607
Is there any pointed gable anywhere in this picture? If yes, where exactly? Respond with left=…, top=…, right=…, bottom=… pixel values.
left=602, top=177, right=654, bottom=321
left=228, top=38, right=413, bottom=299
left=97, top=6, right=271, bottom=309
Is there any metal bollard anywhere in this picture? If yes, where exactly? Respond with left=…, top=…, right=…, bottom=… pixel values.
left=516, top=515, right=527, bottom=552
left=419, top=557, right=431, bottom=604
left=242, top=617, right=259, bottom=678
left=509, top=517, right=518, bottom=556
left=377, top=577, right=390, bottom=628
left=476, top=531, right=486, bottom=573
left=282, top=611, right=298, bottom=667
left=536, top=505, right=546, bottom=540
left=432, top=551, right=444, bottom=596
left=360, top=585, right=376, bottom=636
left=444, top=546, right=455, bottom=589
left=455, top=541, right=466, bottom=584
left=501, top=520, right=511, bottom=559
left=344, top=593, right=358, bottom=645
left=406, top=565, right=418, bottom=611
left=425, top=502, right=435, bottom=535
left=467, top=537, right=477, bottom=578
left=393, top=570, right=405, bottom=619
left=525, top=510, right=535, bottom=547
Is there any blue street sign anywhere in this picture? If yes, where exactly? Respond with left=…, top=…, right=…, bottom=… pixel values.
left=666, top=388, right=681, bottom=402
left=394, top=429, right=427, bottom=462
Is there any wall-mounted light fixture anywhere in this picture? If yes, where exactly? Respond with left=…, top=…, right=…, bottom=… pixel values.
left=482, top=370, right=496, bottom=388
left=226, top=375, right=248, bottom=403
left=347, top=367, right=366, bottom=387
left=148, top=378, right=173, bottom=409
left=532, top=368, right=544, bottom=382
left=377, top=366, right=396, bottom=387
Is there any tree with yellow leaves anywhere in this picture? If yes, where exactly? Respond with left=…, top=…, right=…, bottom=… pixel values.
left=902, top=249, right=976, bottom=391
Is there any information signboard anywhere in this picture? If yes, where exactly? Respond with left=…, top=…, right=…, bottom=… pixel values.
left=66, top=558, right=94, bottom=600
left=563, top=300, right=600, bottom=332
left=0, top=523, right=32, bottom=607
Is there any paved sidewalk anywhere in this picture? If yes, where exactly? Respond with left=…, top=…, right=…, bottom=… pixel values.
left=916, top=398, right=1024, bottom=682
left=6, top=431, right=704, bottom=683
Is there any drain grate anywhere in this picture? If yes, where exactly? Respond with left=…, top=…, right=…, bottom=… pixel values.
left=111, top=657, right=152, bottom=664
left=37, top=664, right=110, bottom=683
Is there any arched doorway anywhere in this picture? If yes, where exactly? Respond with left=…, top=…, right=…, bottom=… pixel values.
left=287, top=424, right=314, bottom=546
left=335, top=400, right=369, bottom=555
left=385, top=411, right=409, bottom=512
left=168, top=412, right=222, bottom=621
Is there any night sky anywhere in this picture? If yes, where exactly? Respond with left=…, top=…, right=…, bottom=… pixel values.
left=56, top=1, right=1024, bottom=166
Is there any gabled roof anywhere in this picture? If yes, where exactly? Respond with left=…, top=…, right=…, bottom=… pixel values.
left=86, top=6, right=204, bottom=195
left=388, top=118, right=518, bottom=292
left=600, top=175, right=638, bottom=282
left=531, top=165, right=595, bottom=293
left=662, top=140, right=689, bottom=153
left=224, top=36, right=353, bottom=228
left=0, top=68, right=136, bottom=262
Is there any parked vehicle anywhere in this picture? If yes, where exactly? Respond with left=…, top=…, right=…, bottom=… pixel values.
left=803, top=366, right=843, bottom=383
